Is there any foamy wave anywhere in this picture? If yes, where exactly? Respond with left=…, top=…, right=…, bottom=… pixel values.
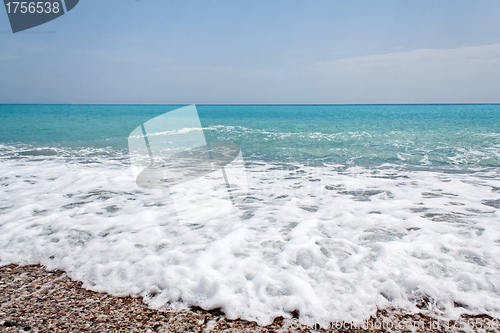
left=0, top=143, right=129, bottom=161
left=1, top=155, right=499, bottom=326
left=204, top=126, right=500, bottom=167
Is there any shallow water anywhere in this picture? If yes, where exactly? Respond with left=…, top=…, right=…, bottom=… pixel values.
left=0, top=104, right=499, bottom=326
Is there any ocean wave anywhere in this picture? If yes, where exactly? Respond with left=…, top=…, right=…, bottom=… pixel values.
left=1, top=156, right=499, bottom=326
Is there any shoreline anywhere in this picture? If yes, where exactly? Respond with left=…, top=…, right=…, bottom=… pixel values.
left=1, top=264, right=498, bottom=332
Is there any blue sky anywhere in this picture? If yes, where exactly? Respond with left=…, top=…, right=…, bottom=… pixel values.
left=1, top=0, right=500, bottom=104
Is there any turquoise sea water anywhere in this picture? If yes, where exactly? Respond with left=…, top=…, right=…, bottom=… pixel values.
left=1, top=104, right=500, bottom=325
left=1, top=104, right=499, bottom=167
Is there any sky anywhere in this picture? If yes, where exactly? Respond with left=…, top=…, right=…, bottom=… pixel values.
left=1, top=0, right=500, bottom=104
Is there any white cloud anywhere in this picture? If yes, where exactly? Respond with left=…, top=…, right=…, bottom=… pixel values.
left=312, top=44, right=500, bottom=72
left=307, top=44, right=500, bottom=103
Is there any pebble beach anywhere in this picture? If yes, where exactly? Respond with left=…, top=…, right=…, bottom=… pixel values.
left=2, top=264, right=499, bottom=333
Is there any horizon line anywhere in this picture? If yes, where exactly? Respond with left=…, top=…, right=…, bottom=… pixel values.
left=1, top=103, right=500, bottom=106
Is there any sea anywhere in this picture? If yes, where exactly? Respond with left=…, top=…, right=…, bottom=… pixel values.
left=0, top=104, right=499, bottom=326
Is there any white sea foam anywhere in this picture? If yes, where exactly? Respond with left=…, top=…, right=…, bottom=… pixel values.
left=1, top=149, right=500, bottom=327
left=203, top=125, right=500, bottom=166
